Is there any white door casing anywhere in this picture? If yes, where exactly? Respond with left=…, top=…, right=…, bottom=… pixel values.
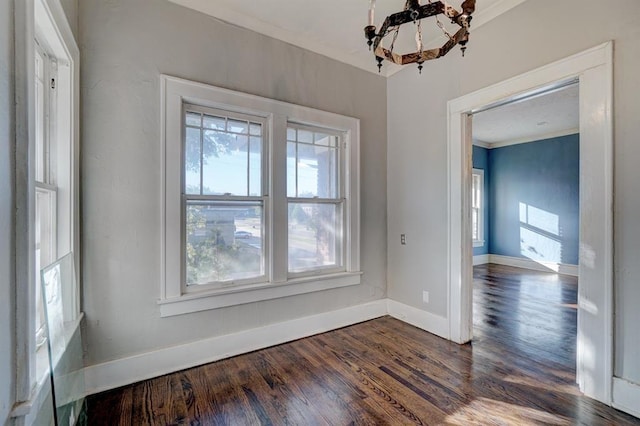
left=447, top=42, right=613, bottom=404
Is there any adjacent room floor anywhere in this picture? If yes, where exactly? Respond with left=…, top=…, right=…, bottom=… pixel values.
left=87, top=264, right=639, bottom=425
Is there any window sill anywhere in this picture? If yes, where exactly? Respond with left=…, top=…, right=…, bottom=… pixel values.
left=158, top=272, right=363, bottom=317
left=473, top=240, right=485, bottom=248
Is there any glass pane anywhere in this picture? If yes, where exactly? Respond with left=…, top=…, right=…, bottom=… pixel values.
left=472, top=174, right=480, bottom=208
left=41, top=253, right=86, bottom=426
left=185, top=112, right=201, bottom=127
left=202, top=131, right=249, bottom=195
left=472, top=209, right=479, bottom=240
left=203, top=114, right=225, bottom=130
left=298, top=129, right=313, bottom=143
left=288, top=202, right=342, bottom=273
left=186, top=201, right=264, bottom=285
left=35, top=76, right=45, bottom=182
left=35, top=188, right=55, bottom=348
left=287, top=127, right=296, bottom=141
left=249, top=123, right=262, bottom=136
left=184, top=127, right=201, bottom=194
left=296, top=144, right=338, bottom=198
left=227, top=119, right=248, bottom=134
left=249, top=136, right=262, bottom=196
left=314, top=132, right=337, bottom=147
left=287, top=142, right=297, bottom=197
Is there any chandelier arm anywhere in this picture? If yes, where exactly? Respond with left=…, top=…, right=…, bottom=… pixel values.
left=372, top=17, right=392, bottom=52
left=439, top=27, right=468, bottom=56
left=375, top=46, right=404, bottom=65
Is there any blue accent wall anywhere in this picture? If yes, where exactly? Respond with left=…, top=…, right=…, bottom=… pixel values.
left=488, top=134, right=579, bottom=265
left=472, top=145, right=489, bottom=256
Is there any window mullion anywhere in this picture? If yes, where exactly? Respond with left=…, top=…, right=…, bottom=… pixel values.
left=246, top=137, right=250, bottom=196
left=270, top=115, right=288, bottom=283
left=199, top=116, right=204, bottom=195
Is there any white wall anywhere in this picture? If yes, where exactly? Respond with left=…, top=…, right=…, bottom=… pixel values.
left=0, top=0, right=15, bottom=423
left=387, top=0, right=640, bottom=384
left=79, top=0, right=387, bottom=366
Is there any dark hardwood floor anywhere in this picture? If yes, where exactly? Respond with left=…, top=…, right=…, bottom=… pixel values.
left=87, top=264, right=639, bottom=425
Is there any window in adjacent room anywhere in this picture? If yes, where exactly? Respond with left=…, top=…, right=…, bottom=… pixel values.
left=472, top=168, right=485, bottom=247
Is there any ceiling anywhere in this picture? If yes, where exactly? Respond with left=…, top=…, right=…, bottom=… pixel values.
left=166, top=0, right=572, bottom=144
left=472, top=83, right=579, bottom=147
left=168, top=0, right=527, bottom=77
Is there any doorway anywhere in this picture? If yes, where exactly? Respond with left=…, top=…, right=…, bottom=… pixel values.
left=447, top=42, right=613, bottom=405
left=469, top=82, right=581, bottom=385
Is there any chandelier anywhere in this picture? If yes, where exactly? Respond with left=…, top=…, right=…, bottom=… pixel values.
left=364, top=0, right=476, bottom=73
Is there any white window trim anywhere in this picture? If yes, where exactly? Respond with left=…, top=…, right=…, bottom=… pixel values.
left=472, top=168, right=485, bottom=248
left=160, top=75, right=361, bottom=317
left=13, top=0, right=80, bottom=420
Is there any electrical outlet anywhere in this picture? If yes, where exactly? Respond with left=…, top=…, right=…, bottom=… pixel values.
left=422, top=291, right=429, bottom=304
left=401, top=234, right=406, bottom=245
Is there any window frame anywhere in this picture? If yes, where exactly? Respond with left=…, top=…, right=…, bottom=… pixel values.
left=472, top=168, right=485, bottom=248
left=160, top=75, right=361, bottom=317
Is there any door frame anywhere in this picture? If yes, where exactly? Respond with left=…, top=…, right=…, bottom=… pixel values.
left=446, top=42, right=613, bottom=404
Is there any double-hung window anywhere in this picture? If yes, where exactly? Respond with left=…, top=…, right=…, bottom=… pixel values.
left=183, top=106, right=267, bottom=287
left=287, top=125, right=343, bottom=275
left=34, top=45, right=58, bottom=348
left=18, top=0, right=81, bottom=414
left=161, top=76, right=361, bottom=317
left=472, top=168, right=485, bottom=247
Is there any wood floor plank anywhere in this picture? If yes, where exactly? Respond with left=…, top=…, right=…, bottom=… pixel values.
left=87, top=264, right=640, bottom=425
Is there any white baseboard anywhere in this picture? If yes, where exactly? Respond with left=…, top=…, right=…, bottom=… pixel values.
left=84, top=300, right=387, bottom=396
left=488, top=254, right=579, bottom=277
left=387, top=299, right=449, bottom=340
left=473, top=254, right=489, bottom=265
left=613, top=377, right=640, bottom=419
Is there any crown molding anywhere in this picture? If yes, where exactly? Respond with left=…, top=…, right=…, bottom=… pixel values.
left=475, top=127, right=579, bottom=149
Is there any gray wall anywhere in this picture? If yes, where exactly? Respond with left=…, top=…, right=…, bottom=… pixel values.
left=387, top=0, right=640, bottom=383
left=59, top=0, right=78, bottom=39
left=0, top=0, right=15, bottom=423
left=488, top=135, right=579, bottom=265
left=79, top=0, right=387, bottom=366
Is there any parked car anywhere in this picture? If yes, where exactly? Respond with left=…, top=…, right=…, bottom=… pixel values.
left=234, top=230, right=252, bottom=239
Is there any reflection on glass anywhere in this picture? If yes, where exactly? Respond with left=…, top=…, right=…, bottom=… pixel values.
left=184, top=111, right=263, bottom=196
left=184, top=127, right=201, bottom=194
left=185, top=112, right=201, bottom=127
left=286, top=127, right=338, bottom=199
left=203, top=114, right=225, bottom=130
left=287, top=142, right=297, bottom=197
left=41, top=253, right=86, bottom=426
left=186, top=201, right=264, bottom=285
left=288, top=203, right=342, bottom=273
left=249, top=123, right=262, bottom=136
left=227, top=119, right=248, bottom=134
left=202, top=132, right=249, bottom=195
left=249, top=136, right=262, bottom=196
